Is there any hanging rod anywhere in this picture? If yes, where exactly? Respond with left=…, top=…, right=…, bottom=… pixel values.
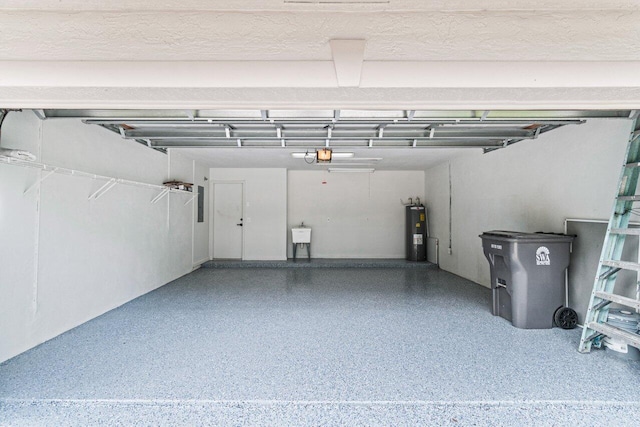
left=0, top=156, right=193, bottom=201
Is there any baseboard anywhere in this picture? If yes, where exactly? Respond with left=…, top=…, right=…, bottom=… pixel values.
left=193, top=258, right=209, bottom=268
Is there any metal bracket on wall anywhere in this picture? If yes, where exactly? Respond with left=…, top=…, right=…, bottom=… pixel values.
left=23, top=167, right=58, bottom=195
left=151, top=187, right=171, bottom=204
left=184, top=193, right=197, bottom=206
left=88, top=178, right=119, bottom=201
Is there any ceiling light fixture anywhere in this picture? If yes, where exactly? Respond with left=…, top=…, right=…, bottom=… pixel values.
left=333, top=157, right=381, bottom=162
left=291, top=152, right=315, bottom=159
left=327, top=168, right=375, bottom=173
left=331, top=152, right=355, bottom=159
left=322, top=162, right=377, bottom=167
left=290, top=151, right=354, bottom=159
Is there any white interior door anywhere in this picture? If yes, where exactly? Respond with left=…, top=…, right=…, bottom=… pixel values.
left=213, top=183, right=243, bottom=259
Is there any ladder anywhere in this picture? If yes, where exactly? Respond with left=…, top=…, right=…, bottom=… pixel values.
left=579, top=115, right=640, bottom=353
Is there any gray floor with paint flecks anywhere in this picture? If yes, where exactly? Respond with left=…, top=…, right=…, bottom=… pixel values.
left=1, top=267, right=639, bottom=426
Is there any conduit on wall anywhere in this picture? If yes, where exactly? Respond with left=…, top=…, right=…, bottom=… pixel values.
left=448, top=162, right=452, bottom=255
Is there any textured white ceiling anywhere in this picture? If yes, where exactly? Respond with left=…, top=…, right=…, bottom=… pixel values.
left=0, top=8, right=638, bottom=61
left=1, top=0, right=637, bottom=11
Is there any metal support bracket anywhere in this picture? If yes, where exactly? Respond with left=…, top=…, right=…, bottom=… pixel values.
left=584, top=331, right=603, bottom=344
left=598, top=266, right=621, bottom=280
left=533, top=126, right=542, bottom=139
left=89, top=178, right=119, bottom=200
left=32, top=110, right=47, bottom=120
left=24, top=168, right=58, bottom=195
left=278, top=124, right=286, bottom=145
left=151, top=187, right=171, bottom=204
left=593, top=299, right=612, bottom=311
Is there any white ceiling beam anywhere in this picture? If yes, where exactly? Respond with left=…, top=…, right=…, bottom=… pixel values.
left=360, top=61, right=640, bottom=88
left=2, top=61, right=639, bottom=89
left=2, top=87, right=640, bottom=110
left=0, top=61, right=336, bottom=88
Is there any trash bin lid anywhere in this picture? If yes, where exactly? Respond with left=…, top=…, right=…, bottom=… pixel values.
left=479, top=230, right=575, bottom=243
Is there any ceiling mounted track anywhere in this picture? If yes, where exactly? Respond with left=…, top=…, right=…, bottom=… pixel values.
left=37, top=109, right=635, bottom=153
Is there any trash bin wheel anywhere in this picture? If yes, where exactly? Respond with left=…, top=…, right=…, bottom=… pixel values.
left=554, top=307, right=578, bottom=329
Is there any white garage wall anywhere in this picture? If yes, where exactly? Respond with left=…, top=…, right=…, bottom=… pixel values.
left=288, top=170, right=425, bottom=258
left=0, top=112, right=41, bottom=365
left=424, top=118, right=633, bottom=288
left=210, top=168, right=287, bottom=260
left=0, top=112, right=205, bottom=363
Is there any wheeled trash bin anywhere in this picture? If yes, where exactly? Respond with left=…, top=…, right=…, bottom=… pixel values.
left=479, top=231, right=574, bottom=329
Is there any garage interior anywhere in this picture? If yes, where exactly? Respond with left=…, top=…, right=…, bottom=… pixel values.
left=1, top=1, right=640, bottom=425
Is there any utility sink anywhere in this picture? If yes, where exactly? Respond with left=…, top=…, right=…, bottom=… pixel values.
left=292, top=228, right=311, bottom=243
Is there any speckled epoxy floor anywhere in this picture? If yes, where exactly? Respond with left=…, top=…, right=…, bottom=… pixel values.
left=1, top=268, right=639, bottom=426
left=203, top=258, right=438, bottom=269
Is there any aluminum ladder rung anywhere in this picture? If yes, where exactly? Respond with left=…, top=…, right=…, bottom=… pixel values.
left=593, top=291, right=640, bottom=310
left=586, top=322, right=640, bottom=349
left=616, top=195, right=640, bottom=201
left=609, top=228, right=640, bottom=235
left=602, top=260, right=640, bottom=272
